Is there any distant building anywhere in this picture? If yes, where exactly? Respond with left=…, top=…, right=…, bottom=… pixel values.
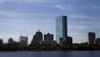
left=56, top=16, right=73, bottom=45
left=59, top=36, right=72, bottom=45
left=20, top=36, right=28, bottom=46
left=88, top=32, right=96, bottom=45
left=40, top=40, right=57, bottom=45
left=56, top=16, right=68, bottom=43
left=95, top=38, right=100, bottom=45
left=8, top=38, right=14, bottom=45
left=66, top=36, right=73, bottom=45
left=0, top=39, right=3, bottom=45
left=41, top=33, right=57, bottom=45
left=8, top=38, right=19, bottom=45
left=31, top=30, right=43, bottom=45
left=59, top=37, right=63, bottom=45
left=44, top=33, right=54, bottom=41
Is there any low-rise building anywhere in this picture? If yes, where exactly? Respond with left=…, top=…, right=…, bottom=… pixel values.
left=20, top=36, right=28, bottom=46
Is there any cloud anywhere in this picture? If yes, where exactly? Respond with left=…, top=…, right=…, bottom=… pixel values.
left=0, top=0, right=13, bottom=4
left=0, top=0, right=58, bottom=4
left=68, top=25, right=89, bottom=29
left=55, top=5, right=66, bottom=10
left=68, top=14, right=100, bottom=21
left=55, top=4, right=73, bottom=10
left=24, top=0, right=57, bottom=3
left=0, top=10, right=53, bottom=18
left=68, top=14, right=100, bottom=28
left=0, top=10, right=20, bottom=18
left=0, top=0, right=10, bottom=3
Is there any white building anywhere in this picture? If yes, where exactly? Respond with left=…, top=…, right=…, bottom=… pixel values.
left=20, top=36, right=28, bottom=46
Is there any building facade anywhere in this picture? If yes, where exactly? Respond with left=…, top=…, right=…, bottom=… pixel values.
left=40, top=40, right=57, bottom=45
left=66, top=36, right=72, bottom=45
left=0, top=39, right=3, bottom=45
left=20, top=36, right=28, bottom=45
left=56, top=16, right=68, bottom=43
left=41, top=33, right=57, bottom=45
left=31, top=30, right=43, bottom=45
left=8, top=38, right=14, bottom=45
left=44, top=33, right=54, bottom=41
left=88, top=32, right=96, bottom=45
left=95, top=38, right=100, bottom=45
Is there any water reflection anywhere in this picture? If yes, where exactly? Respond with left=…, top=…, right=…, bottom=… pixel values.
left=0, top=51, right=100, bottom=57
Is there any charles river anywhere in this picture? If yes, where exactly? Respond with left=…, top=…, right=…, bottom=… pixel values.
left=0, top=51, right=100, bottom=57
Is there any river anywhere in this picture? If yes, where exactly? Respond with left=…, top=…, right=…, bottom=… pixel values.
left=0, top=51, right=100, bottom=57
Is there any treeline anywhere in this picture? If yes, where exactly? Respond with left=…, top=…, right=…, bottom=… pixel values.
left=0, top=44, right=100, bottom=51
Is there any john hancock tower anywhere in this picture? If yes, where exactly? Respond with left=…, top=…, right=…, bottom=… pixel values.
left=56, top=16, right=72, bottom=45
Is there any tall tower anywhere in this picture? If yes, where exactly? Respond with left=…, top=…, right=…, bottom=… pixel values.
left=88, top=32, right=96, bottom=45
left=56, top=16, right=68, bottom=43
left=31, top=30, right=43, bottom=45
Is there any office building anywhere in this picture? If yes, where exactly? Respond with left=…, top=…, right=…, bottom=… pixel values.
left=8, top=38, right=14, bottom=45
left=0, top=39, right=3, bottom=45
left=41, top=33, right=57, bottom=45
left=44, top=33, right=54, bottom=41
left=20, top=36, right=28, bottom=45
left=56, top=16, right=68, bottom=43
left=88, top=32, right=96, bottom=45
left=31, top=30, right=43, bottom=45
left=95, top=38, right=100, bottom=45
left=66, top=36, right=72, bottom=45
left=40, top=40, right=57, bottom=45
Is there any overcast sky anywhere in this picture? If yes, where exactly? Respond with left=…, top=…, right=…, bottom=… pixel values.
left=0, top=0, right=100, bottom=43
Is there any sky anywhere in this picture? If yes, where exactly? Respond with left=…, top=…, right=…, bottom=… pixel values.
left=0, top=0, right=100, bottom=43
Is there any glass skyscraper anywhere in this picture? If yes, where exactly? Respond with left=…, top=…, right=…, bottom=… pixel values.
left=56, top=16, right=68, bottom=43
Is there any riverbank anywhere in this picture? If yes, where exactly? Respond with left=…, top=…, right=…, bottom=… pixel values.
left=0, top=44, right=100, bottom=51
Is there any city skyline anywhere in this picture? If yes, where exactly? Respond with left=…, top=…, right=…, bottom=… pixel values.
left=0, top=30, right=99, bottom=45
left=0, top=0, right=100, bottom=43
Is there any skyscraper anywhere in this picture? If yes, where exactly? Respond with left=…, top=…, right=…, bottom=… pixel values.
left=88, top=32, right=96, bottom=45
left=31, top=30, right=43, bottom=45
left=0, top=39, right=3, bottom=45
left=56, top=16, right=68, bottom=43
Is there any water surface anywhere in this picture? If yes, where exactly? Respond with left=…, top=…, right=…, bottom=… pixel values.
left=0, top=51, right=100, bottom=57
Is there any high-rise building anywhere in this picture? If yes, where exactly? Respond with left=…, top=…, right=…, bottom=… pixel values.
left=20, top=36, right=28, bottom=45
left=31, top=30, right=43, bottom=45
left=44, top=33, right=54, bottom=41
left=0, top=39, right=3, bottom=45
left=56, top=16, right=68, bottom=43
left=66, top=36, right=72, bottom=45
left=95, top=38, right=100, bottom=45
left=59, top=36, right=72, bottom=45
left=59, top=37, right=63, bottom=44
left=88, top=32, right=96, bottom=45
